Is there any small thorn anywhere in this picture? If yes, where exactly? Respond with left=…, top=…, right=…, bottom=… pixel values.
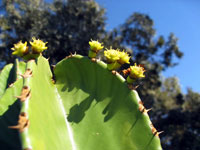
left=21, top=69, right=32, bottom=78
left=16, top=86, right=31, bottom=102
left=97, top=58, right=101, bottom=61
left=142, top=108, right=152, bottom=116
left=150, top=123, right=163, bottom=137
left=157, top=131, right=164, bottom=136
left=91, top=58, right=97, bottom=62
left=153, top=130, right=164, bottom=137
left=138, top=101, right=151, bottom=115
left=111, top=70, right=117, bottom=75
left=8, top=83, right=14, bottom=88
left=133, top=85, right=139, bottom=90
left=28, top=59, right=35, bottom=63
left=146, top=108, right=152, bottom=113
left=51, top=79, right=55, bottom=84
left=66, top=54, right=73, bottom=59
left=16, top=91, right=31, bottom=102
left=128, top=84, right=139, bottom=90
left=8, top=112, right=30, bottom=132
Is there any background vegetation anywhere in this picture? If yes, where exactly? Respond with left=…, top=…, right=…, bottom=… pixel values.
left=0, top=0, right=199, bottom=149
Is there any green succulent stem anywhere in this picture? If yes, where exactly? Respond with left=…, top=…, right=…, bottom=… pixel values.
left=107, top=61, right=121, bottom=70
left=20, top=59, right=35, bottom=150
left=88, top=50, right=97, bottom=58
left=14, top=59, right=20, bottom=80
left=126, top=75, right=136, bottom=84
left=0, top=54, right=162, bottom=149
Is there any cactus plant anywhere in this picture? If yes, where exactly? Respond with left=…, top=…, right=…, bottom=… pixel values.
left=0, top=39, right=162, bottom=150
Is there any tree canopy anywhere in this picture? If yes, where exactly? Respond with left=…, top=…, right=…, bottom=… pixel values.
left=0, top=0, right=199, bottom=149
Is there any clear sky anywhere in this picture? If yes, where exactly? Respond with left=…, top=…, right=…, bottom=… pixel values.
left=96, top=0, right=200, bottom=93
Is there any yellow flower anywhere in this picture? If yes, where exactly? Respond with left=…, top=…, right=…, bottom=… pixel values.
left=130, top=63, right=145, bottom=79
left=11, top=41, right=29, bottom=57
left=104, top=48, right=120, bottom=63
left=30, top=37, right=48, bottom=53
left=89, top=40, right=104, bottom=52
left=118, top=51, right=130, bottom=64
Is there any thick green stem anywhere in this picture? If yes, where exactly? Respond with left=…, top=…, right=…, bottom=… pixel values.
left=20, top=59, right=34, bottom=150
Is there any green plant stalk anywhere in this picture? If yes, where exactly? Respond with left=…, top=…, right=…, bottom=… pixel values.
left=14, top=59, right=20, bottom=80
left=54, top=55, right=162, bottom=150
left=15, top=59, right=26, bottom=80
left=20, top=60, right=34, bottom=150
left=0, top=64, right=13, bottom=98
left=0, top=54, right=162, bottom=150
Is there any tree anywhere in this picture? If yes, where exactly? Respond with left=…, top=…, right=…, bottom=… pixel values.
left=0, top=0, right=106, bottom=64
left=152, top=78, right=200, bottom=150
left=2, top=0, right=200, bottom=149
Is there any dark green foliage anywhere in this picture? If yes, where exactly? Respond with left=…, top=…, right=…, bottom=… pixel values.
left=0, top=0, right=199, bottom=149
left=152, top=78, right=200, bottom=150
left=0, top=0, right=106, bottom=64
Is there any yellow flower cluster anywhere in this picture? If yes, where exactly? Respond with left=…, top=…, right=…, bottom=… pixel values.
left=11, top=37, right=48, bottom=58
left=88, top=40, right=131, bottom=70
left=126, top=63, right=145, bottom=84
left=103, top=48, right=130, bottom=70
left=11, top=41, right=29, bottom=57
left=89, top=40, right=104, bottom=52
left=104, top=49, right=130, bottom=64
left=130, top=63, right=145, bottom=79
left=30, top=37, right=48, bottom=53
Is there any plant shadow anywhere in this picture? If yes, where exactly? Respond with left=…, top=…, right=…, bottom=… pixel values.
left=59, top=57, right=134, bottom=124
left=0, top=100, right=22, bottom=150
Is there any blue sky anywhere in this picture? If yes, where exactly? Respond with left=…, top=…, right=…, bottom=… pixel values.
left=96, top=0, right=200, bottom=93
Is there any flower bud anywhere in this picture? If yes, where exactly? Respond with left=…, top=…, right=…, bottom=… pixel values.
left=30, top=37, right=48, bottom=53
left=88, top=40, right=103, bottom=58
left=11, top=41, right=29, bottom=57
left=89, top=40, right=104, bottom=53
left=130, top=63, right=145, bottom=79
left=126, top=63, right=145, bottom=83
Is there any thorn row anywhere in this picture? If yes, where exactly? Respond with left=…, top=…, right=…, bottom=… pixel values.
left=10, top=67, right=33, bottom=149
left=138, top=100, right=163, bottom=137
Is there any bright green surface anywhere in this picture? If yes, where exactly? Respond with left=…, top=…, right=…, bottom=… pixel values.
left=16, top=61, right=26, bottom=79
left=0, top=59, right=26, bottom=99
left=0, top=64, right=13, bottom=98
left=54, top=55, right=162, bottom=150
left=27, top=56, right=72, bottom=150
left=0, top=55, right=162, bottom=150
